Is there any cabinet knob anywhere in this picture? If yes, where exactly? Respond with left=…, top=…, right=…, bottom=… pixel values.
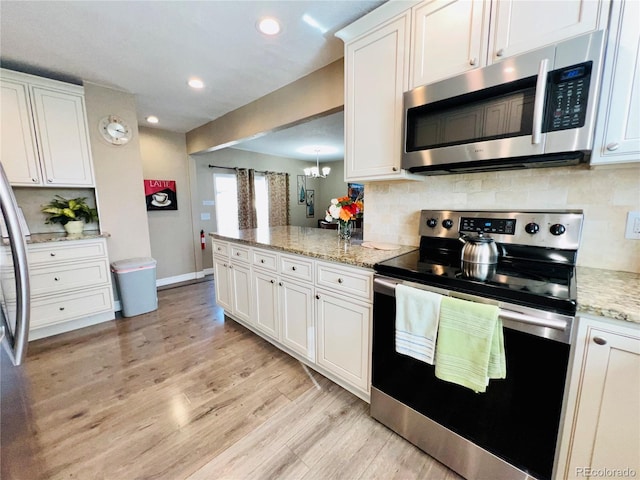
left=217, top=247, right=222, bottom=251
left=278, top=282, right=283, bottom=287
left=606, top=142, right=620, bottom=151
left=47, top=178, right=53, bottom=183
left=496, top=48, right=505, bottom=57
left=54, top=277, right=60, bottom=281
left=32, top=178, right=38, bottom=183
left=236, top=252, right=241, bottom=256
left=593, top=336, right=607, bottom=346
left=315, top=294, right=320, bottom=300
left=223, top=263, right=227, bottom=267
left=270, top=279, right=275, bottom=284
left=229, top=265, right=233, bottom=269
left=392, top=167, right=398, bottom=172
left=292, top=266, right=296, bottom=271
left=469, top=57, right=477, bottom=66
left=59, top=307, right=65, bottom=311
left=50, top=252, right=56, bottom=257
left=260, top=259, right=265, bottom=263
left=337, top=278, right=343, bottom=284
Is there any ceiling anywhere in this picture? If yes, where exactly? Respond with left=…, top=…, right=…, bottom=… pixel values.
left=0, top=1, right=385, bottom=160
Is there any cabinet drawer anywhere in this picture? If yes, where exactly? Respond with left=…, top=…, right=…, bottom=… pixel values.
left=316, top=262, right=373, bottom=301
left=230, top=245, right=250, bottom=263
left=279, top=254, right=314, bottom=282
left=212, top=241, right=229, bottom=258
left=252, top=249, right=278, bottom=271
left=31, top=286, right=114, bottom=329
left=30, top=259, right=110, bottom=297
left=28, top=239, right=107, bottom=264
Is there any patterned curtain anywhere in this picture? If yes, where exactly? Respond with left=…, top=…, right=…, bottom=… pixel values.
left=236, top=168, right=257, bottom=229
left=266, top=172, right=289, bottom=226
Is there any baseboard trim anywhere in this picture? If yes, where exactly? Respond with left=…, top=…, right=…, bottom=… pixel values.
left=156, top=270, right=213, bottom=287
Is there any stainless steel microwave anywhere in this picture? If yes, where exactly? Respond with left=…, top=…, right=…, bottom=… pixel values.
left=402, top=30, right=606, bottom=175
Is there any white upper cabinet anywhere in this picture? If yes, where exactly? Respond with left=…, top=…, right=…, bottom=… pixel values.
left=489, top=0, right=609, bottom=64
left=590, top=0, right=640, bottom=165
left=410, top=0, right=490, bottom=88
left=0, top=69, right=95, bottom=187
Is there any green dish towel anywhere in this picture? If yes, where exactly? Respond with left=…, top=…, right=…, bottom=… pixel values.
left=434, top=296, right=506, bottom=393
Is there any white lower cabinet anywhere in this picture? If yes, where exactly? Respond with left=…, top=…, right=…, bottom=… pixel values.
left=25, top=238, right=115, bottom=338
left=212, top=240, right=373, bottom=400
left=315, top=289, right=371, bottom=393
left=555, top=315, right=640, bottom=479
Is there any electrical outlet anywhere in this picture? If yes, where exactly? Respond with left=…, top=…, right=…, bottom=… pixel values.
left=625, top=211, right=640, bottom=240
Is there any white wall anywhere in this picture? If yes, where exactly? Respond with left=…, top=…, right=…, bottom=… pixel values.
left=364, top=164, right=640, bottom=273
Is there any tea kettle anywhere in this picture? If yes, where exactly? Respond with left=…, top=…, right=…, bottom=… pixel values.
left=459, top=233, right=499, bottom=264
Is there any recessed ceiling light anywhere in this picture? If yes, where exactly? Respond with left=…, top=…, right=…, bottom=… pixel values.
left=258, top=17, right=281, bottom=36
left=146, top=115, right=159, bottom=124
left=297, top=145, right=339, bottom=155
left=188, top=78, right=204, bottom=89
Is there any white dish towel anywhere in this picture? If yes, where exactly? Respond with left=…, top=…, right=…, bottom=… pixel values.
left=395, top=283, right=443, bottom=365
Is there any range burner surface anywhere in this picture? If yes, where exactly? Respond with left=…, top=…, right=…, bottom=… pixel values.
left=375, top=210, right=583, bottom=316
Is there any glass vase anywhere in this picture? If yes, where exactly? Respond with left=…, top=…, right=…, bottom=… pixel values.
left=338, top=220, right=352, bottom=240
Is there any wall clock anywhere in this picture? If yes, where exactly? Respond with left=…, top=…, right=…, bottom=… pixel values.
left=98, top=115, right=132, bottom=145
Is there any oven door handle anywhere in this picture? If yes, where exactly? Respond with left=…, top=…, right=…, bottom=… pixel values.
left=374, top=276, right=570, bottom=333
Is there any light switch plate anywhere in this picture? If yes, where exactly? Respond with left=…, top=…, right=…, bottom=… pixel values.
left=625, top=211, right=640, bottom=240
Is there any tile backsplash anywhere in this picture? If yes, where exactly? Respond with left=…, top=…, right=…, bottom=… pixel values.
left=364, top=164, right=640, bottom=273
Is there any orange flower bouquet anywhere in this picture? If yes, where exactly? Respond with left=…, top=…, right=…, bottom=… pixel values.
left=325, top=196, right=363, bottom=239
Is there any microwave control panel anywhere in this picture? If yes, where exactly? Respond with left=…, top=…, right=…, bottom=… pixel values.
left=544, top=61, right=592, bottom=132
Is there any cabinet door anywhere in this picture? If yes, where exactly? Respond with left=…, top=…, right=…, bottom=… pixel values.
left=213, top=258, right=233, bottom=312
left=590, top=0, right=640, bottom=165
left=280, top=281, right=314, bottom=361
left=252, top=269, right=279, bottom=340
left=0, top=79, right=42, bottom=186
left=344, top=14, right=409, bottom=180
left=316, top=290, right=371, bottom=392
left=230, top=262, right=252, bottom=324
left=410, top=0, right=488, bottom=88
left=489, top=0, right=609, bottom=63
left=30, top=86, right=94, bottom=186
left=562, top=324, right=640, bottom=478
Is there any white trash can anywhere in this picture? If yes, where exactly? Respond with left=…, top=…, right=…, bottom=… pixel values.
left=111, top=257, right=158, bottom=317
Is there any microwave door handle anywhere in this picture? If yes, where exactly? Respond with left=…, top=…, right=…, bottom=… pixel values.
left=532, top=58, right=549, bottom=145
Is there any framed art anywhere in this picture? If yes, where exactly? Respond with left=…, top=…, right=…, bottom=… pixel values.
left=305, top=189, right=315, bottom=218
left=348, top=183, right=364, bottom=202
left=145, top=179, right=178, bottom=211
left=297, top=175, right=306, bottom=205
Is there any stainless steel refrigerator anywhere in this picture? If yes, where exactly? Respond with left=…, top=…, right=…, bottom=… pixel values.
left=0, top=161, right=45, bottom=478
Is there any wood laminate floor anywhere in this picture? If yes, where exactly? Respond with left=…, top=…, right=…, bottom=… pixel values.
left=1, top=279, right=463, bottom=480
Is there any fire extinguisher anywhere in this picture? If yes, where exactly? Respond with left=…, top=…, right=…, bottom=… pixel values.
left=200, top=230, right=206, bottom=250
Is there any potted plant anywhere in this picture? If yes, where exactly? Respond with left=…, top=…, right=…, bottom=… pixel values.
left=41, top=195, right=98, bottom=235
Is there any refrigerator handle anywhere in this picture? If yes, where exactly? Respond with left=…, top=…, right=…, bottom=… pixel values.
left=0, top=162, right=30, bottom=365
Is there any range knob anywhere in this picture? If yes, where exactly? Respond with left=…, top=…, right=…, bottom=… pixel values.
left=442, top=219, right=454, bottom=229
left=426, top=218, right=438, bottom=228
left=524, top=222, right=540, bottom=234
left=550, top=224, right=566, bottom=236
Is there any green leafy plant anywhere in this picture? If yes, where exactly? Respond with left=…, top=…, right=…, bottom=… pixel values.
left=41, top=195, right=98, bottom=226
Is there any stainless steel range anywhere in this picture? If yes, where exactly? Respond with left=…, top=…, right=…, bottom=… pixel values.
left=372, top=210, right=583, bottom=480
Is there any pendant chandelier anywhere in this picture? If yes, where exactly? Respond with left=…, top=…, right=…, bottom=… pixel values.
left=304, top=148, right=331, bottom=178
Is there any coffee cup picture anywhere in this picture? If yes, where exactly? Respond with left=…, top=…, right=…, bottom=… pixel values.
left=153, top=192, right=168, bottom=204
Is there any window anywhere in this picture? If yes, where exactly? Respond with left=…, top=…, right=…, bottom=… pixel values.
left=213, top=172, right=269, bottom=231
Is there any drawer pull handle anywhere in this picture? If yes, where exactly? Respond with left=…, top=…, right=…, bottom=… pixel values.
left=337, top=278, right=343, bottom=284
left=59, top=307, right=65, bottom=311
left=292, top=266, right=296, bottom=271
left=593, top=336, right=607, bottom=346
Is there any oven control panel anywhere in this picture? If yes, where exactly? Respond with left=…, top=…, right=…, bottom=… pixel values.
left=420, top=210, right=583, bottom=250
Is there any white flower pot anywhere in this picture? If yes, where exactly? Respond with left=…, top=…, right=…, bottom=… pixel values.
left=64, top=220, right=84, bottom=235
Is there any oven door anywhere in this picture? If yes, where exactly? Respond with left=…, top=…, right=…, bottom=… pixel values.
left=371, top=276, right=572, bottom=480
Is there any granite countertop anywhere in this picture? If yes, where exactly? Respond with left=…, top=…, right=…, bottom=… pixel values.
left=211, top=227, right=639, bottom=325
left=25, top=230, right=110, bottom=244
left=577, top=267, right=640, bottom=324
left=210, top=226, right=417, bottom=269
